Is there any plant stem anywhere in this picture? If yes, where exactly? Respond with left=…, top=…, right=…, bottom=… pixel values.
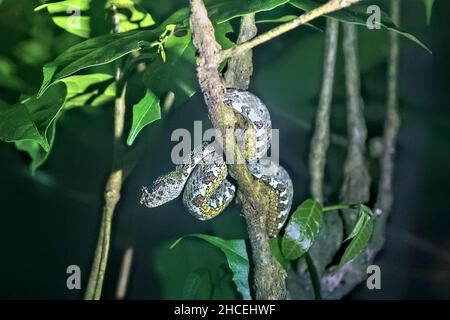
left=304, top=252, right=322, bottom=300
left=84, top=6, right=126, bottom=300
left=220, top=0, right=363, bottom=61
left=322, top=204, right=353, bottom=212
left=309, top=19, right=339, bottom=204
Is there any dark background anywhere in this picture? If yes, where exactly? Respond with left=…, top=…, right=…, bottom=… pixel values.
left=0, top=0, right=449, bottom=299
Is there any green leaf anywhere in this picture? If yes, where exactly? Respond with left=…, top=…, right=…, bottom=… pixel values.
left=289, top=0, right=431, bottom=53
left=38, top=30, right=151, bottom=95
left=269, top=237, right=289, bottom=270
left=206, top=0, right=289, bottom=23
left=14, top=120, right=57, bottom=173
left=154, top=238, right=238, bottom=299
left=423, top=0, right=435, bottom=24
left=171, top=234, right=251, bottom=300
left=59, top=74, right=115, bottom=109
left=37, top=8, right=189, bottom=96
left=215, top=21, right=235, bottom=50
left=0, top=82, right=67, bottom=151
left=339, top=205, right=374, bottom=267
left=142, top=30, right=198, bottom=109
left=281, top=199, right=323, bottom=260
left=35, top=0, right=155, bottom=38
left=127, top=90, right=161, bottom=146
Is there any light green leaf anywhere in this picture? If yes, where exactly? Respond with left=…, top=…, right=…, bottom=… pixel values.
left=59, top=73, right=115, bottom=109
left=423, top=0, right=435, bottom=24
left=35, top=0, right=155, bottom=38
left=281, top=199, right=323, bottom=260
left=289, top=0, right=431, bottom=53
left=127, top=90, right=161, bottom=146
left=0, top=82, right=67, bottom=151
left=339, top=205, right=374, bottom=267
left=171, top=234, right=251, bottom=300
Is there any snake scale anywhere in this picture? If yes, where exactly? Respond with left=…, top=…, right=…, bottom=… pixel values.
left=140, top=89, right=293, bottom=236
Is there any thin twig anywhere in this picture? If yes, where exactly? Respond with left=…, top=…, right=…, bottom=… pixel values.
left=220, top=0, right=363, bottom=61
left=115, top=247, right=134, bottom=300
left=84, top=6, right=127, bottom=300
left=309, top=19, right=339, bottom=204
left=304, top=252, right=322, bottom=300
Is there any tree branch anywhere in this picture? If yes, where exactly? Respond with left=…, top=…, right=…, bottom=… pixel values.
left=220, top=0, right=363, bottom=61
left=375, top=0, right=401, bottom=217
left=189, top=0, right=286, bottom=300
left=315, top=3, right=401, bottom=299
left=340, top=23, right=371, bottom=227
left=309, top=19, right=339, bottom=204
left=224, top=14, right=257, bottom=89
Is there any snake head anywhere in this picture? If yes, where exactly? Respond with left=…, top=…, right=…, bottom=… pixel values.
left=140, top=173, right=187, bottom=208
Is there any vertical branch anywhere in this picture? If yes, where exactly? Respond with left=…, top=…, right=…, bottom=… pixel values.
left=224, top=14, right=257, bottom=89
left=309, top=19, right=339, bottom=204
left=375, top=0, right=401, bottom=217
left=313, top=6, right=401, bottom=298
left=189, top=0, right=286, bottom=300
left=340, top=23, right=370, bottom=228
left=84, top=5, right=126, bottom=300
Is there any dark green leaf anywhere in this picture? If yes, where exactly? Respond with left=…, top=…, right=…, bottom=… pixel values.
left=127, top=89, right=161, bottom=146
left=269, top=237, right=289, bottom=270
left=339, top=205, right=374, bottom=267
left=142, top=30, right=198, bottom=109
left=182, top=268, right=212, bottom=300
left=38, top=9, right=189, bottom=96
left=0, top=82, right=67, bottom=151
left=215, top=21, right=235, bottom=50
left=281, top=199, right=323, bottom=260
left=154, top=238, right=238, bottom=299
left=206, top=0, right=289, bottom=23
left=171, top=234, right=251, bottom=300
left=38, top=30, right=151, bottom=95
left=14, top=120, right=57, bottom=173
left=289, top=0, right=431, bottom=53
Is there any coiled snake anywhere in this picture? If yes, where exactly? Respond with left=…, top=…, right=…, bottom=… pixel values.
left=140, top=89, right=293, bottom=236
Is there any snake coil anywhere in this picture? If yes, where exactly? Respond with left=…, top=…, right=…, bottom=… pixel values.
left=140, top=89, right=293, bottom=236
